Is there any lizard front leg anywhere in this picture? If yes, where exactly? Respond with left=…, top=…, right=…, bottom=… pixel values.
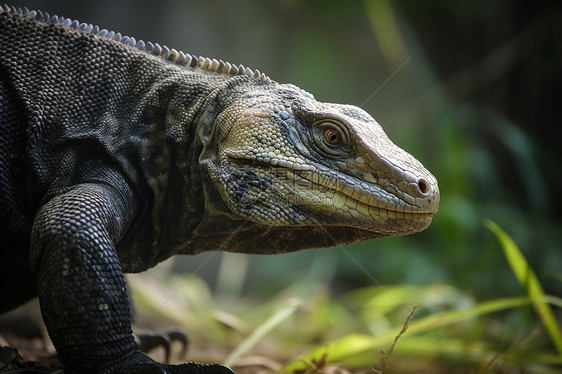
left=30, top=183, right=232, bottom=374
left=30, top=183, right=142, bottom=373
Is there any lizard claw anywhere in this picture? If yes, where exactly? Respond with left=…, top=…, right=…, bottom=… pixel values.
left=134, top=330, right=189, bottom=363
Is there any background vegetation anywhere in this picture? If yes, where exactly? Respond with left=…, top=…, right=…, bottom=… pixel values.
left=8, top=0, right=562, bottom=372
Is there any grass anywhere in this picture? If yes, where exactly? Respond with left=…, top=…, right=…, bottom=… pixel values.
left=281, top=221, right=562, bottom=373
left=484, top=219, right=562, bottom=356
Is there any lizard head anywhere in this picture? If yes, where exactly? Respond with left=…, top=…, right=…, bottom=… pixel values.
left=197, top=79, right=439, bottom=253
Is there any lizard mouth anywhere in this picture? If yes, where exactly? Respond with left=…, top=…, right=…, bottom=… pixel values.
left=290, top=166, right=437, bottom=215
left=224, top=154, right=437, bottom=233
left=288, top=168, right=435, bottom=233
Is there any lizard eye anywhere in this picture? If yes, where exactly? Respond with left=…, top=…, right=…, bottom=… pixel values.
left=311, top=120, right=352, bottom=158
left=324, top=128, right=341, bottom=145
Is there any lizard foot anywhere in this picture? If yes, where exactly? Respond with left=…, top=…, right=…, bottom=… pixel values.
left=134, top=330, right=189, bottom=363
left=114, top=361, right=234, bottom=374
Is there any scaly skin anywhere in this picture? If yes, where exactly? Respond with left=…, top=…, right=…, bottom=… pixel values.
left=0, top=5, right=439, bottom=374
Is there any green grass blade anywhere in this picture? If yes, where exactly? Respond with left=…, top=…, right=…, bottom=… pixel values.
left=484, top=219, right=562, bottom=356
left=225, top=298, right=302, bottom=367
left=284, top=296, right=532, bottom=372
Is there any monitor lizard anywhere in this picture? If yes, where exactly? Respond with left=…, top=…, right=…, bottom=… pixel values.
left=0, top=5, right=439, bottom=374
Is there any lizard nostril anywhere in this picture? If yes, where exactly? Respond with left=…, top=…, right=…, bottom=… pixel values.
left=417, top=178, right=430, bottom=195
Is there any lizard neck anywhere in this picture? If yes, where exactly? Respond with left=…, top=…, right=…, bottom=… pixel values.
left=117, top=70, right=233, bottom=271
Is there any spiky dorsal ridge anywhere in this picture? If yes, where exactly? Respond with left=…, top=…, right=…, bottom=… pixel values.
left=0, top=4, right=273, bottom=82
